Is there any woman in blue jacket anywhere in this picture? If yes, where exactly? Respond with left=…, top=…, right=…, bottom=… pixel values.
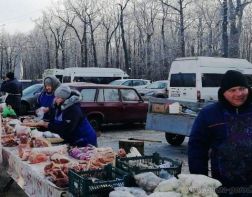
left=38, top=84, right=97, bottom=147
left=36, top=75, right=60, bottom=120
left=188, top=70, right=252, bottom=196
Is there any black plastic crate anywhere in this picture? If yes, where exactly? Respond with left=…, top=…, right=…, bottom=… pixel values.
left=116, top=152, right=182, bottom=178
left=68, top=164, right=130, bottom=197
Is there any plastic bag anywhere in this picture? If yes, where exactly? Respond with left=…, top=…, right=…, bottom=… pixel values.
left=35, top=107, right=47, bottom=120
left=2, top=105, right=16, bottom=118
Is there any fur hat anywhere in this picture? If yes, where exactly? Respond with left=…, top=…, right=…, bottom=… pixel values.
left=54, top=85, right=71, bottom=99
left=6, top=72, right=14, bottom=80
left=220, top=70, right=248, bottom=93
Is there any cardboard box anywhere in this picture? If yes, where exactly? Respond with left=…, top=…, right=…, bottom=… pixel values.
left=151, top=103, right=169, bottom=113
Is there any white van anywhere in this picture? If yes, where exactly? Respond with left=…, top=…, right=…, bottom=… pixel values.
left=62, top=67, right=129, bottom=84
left=42, top=69, right=65, bottom=82
left=168, top=56, right=252, bottom=102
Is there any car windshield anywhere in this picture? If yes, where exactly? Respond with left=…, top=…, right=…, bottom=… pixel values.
left=109, top=80, right=123, bottom=85
left=146, top=81, right=167, bottom=89
left=23, top=84, right=42, bottom=96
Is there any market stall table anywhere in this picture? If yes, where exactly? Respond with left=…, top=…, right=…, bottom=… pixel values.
left=0, top=115, right=70, bottom=197
left=1, top=146, right=68, bottom=197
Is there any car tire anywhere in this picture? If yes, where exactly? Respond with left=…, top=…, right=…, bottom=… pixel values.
left=20, top=102, right=29, bottom=115
left=165, top=133, right=185, bottom=146
left=88, top=116, right=102, bottom=136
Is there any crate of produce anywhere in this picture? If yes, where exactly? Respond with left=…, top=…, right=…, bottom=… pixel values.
left=116, top=152, right=182, bottom=178
left=68, top=164, right=130, bottom=197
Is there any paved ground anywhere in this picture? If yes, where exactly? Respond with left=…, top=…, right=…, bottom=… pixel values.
left=0, top=124, right=189, bottom=196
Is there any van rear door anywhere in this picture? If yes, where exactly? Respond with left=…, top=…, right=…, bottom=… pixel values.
left=169, top=73, right=197, bottom=102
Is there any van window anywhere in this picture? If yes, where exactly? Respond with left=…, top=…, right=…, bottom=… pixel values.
left=73, top=77, right=121, bottom=84
left=170, top=73, right=196, bottom=87
left=202, top=74, right=223, bottom=87
left=80, top=89, right=96, bottom=102
left=55, top=75, right=63, bottom=82
left=201, top=74, right=252, bottom=87
left=63, top=76, right=71, bottom=83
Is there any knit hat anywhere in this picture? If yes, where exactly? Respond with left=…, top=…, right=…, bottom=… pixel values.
left=6, top=72, right=14, bottom=80
left=54, top=85, right=71, bottom=99
left=220, top=70, right=248, bottom=93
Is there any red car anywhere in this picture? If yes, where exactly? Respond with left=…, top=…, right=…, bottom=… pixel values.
left=69, top=83, right=148, bottom=130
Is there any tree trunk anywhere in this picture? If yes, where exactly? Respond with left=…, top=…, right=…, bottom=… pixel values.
left=197, top=17, right=203, bottom=55
left=84, top=18, right=88, bottom=67
left=105, top=29, right=110, bottom=68
left=146, top=34, right=152, bottom=79
left=61, top=41, right=66, bottom=69
left=89, top=21, right=98, bottom=68
left=222, top=0, right=228, bottom=57
left=119, top=5, right=130, bottom=74
left=179, top=0, right=185, bottom=57
left=208, top=29, right=213, bottom=56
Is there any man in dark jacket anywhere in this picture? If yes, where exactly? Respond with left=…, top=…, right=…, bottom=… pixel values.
left=38, top=84, right=97, bottom=147
left=188, top=70, right=252, bottom=196
left=1, top=72, right=22, bottom=116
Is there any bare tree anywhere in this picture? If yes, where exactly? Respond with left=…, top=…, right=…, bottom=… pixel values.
left=222, top=0, right=229, bottom=57
left=101, top=7, right=119, bottom=68
left=86, top=3, right=101, bottom=68
left=160, top=0, right=192, bottom=57
left=228, top=0, right=252, bottom=57
left=43, top=11, right=68, bottom=69
left=58, top=0, right=90, bottom=67
left=195, top=0, right=221, bottom=56
left=134, top=0, right=159, bottom=78
left=118, top=0, right=130, bottom=74
left=34, top=18, right=52, bottom=69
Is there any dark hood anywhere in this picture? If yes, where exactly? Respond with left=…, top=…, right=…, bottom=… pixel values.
left=43, top=75, right=61, bottom=92
left=218, top=87, right=252, bottom=111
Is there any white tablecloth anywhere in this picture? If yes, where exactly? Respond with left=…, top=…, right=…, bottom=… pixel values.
left=2, top=146, right=68, bottom=197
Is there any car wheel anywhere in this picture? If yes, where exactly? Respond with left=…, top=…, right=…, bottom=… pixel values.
left=88, top=116, right=102, bottom=136
left=20, top=102, right=29, bottom=115
left=165, top=133, right=185, bottom=146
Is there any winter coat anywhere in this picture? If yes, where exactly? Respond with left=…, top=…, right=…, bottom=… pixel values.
left=48, top=90, right=97, bottom=147
left=37, top=75, right=60, bottom=119
left=1, top=78, right=22, bottom=115
left=188, top=88, right=252, bottom=189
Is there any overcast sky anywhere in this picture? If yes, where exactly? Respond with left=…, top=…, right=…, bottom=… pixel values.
left=0, top=0, right=56, bottom=34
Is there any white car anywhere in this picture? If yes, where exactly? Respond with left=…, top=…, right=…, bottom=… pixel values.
left=138, top=80, right=168, bottom=99
left=109, top=79, right=151, bottom=90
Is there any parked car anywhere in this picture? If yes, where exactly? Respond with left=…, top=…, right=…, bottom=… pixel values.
left=20, top=83, right=43, bottom=115
left=19, top=79, right=43, bottom=90
left=109, top=79, right=151, bottom=90
left=138, top=80, right=168, bottom=100
left=69, top=83, right=148, bottom=130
